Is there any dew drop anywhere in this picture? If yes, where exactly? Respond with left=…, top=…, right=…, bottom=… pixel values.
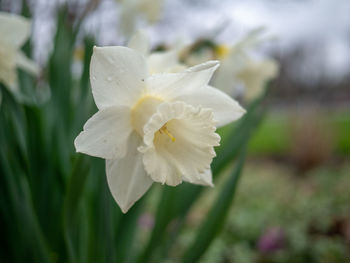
left=107, top=76, right=112, bottom=81
left=92, top=76, right=96, bottom=81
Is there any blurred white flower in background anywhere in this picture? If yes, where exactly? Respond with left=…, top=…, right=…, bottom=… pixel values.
left=74, top=43, right=245, bottom=213
left=235, top=59, right=278, bottom=101
left=127, top=30, right=186, bottom=74
left=182, top=27, right=279, bottom=101
left=0, top=12, right=39, bottom=92
left=212, top=27, right=279, bottom=101
left=118, top=0, right=164, bottom=37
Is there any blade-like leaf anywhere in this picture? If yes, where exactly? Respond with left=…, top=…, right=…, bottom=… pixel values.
left=181, top=146, right=247, bottom=263
left=63, top=155, right=90, bottom=263
left=115, top=199, right=145, bottom=263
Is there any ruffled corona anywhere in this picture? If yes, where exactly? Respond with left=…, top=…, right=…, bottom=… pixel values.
left=138, top=101, right=220, bottom=186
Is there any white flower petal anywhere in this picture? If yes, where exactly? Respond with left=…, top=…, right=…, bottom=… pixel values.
left=74, top=106, right=132, bottom=159
left=148, top=50, right=185, bottom=74
left=185, top=48, right=214, bottom=67
left=127, top=30, right=150, bottom=56
left=213, top=51, right=249, bottom=95
left=175, top=85, right=246, bottom=127
left=16, top=51, right=40, bottom=76
left=90, top=46, right=148, bottom=109
left=119, top=6, right=138, bottom=38
left=106, top=132, right=153, bottom=213
left=183, top=168, right=214, bottom=187
left=185, top=60, right=219, bottom=74
left=234, top=26, right=266, bottom=51
left=146, top=60, right=219, bottom=99
left=139, top=101, right=220, bottom=186
left=212, top=27, right=272, bottom=96
left=0, top=45, right=16, bottom=88
left=238, top=59, right=279, bottom=101
left=0, top=12, right=31, bottom=47
left=137, top=0, right=163, bottom=22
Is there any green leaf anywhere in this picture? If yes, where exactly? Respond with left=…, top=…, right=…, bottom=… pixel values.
left=0, top=145, right=53, bottom=263
left=181, top=146, right=247, bottom=263
left=80, top=37, right=94, bottom=99
left=136, top=186, right=181, bottom=263
left=19, top=175, right=54, bottom=263
left=63, top=155, right=90, bottom=263
left=115, top=200, right=145, bottom=263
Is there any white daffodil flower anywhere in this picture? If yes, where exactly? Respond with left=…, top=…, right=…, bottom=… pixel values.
left=212, top=27, right=279, bottom=100
left=118, top=0, right=164, bottom=37
left=0, top=12, right=39, bottom=91
left=74, top=46, right=245, bottom=213
left=182, top=28, right=279, bottom=101
left=127, top=30, right=186, bottom=74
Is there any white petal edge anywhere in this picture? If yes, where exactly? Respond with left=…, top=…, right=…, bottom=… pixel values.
left=148, top=50, right=185, bottom=74
left=127, top=29, right=150, bottom=56
left=183, top=168, right=214, bottom=187
left=90, top=46, right=148, bottom=109
left=174, top=85, right=246, bottom=127
left=0, top=48, right=16, bottom=89
left=106, top=132, right=153, bottom=213
left=145, top=60, right=219, bottom=100
left=234, top=26, right=266, bottom=51
left=74, top=106, right=132, bottom=159
left=240, top=59, right=279, bottom=101
left=213, top=51, right=249, bottom=95
left=119, top=6, right=137, bottom=38
left=185, top=60, right=219, bottom=73
left=0, top=12, right=31, bottom=47
left=16, top=51, right=40, bottom=76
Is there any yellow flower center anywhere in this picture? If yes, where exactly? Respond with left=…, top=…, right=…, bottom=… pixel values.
left=157, top=124, right=176, bottom=142
left=215, top=45, right=230, bottom=59
left=131, top=95, right=164, bottom=136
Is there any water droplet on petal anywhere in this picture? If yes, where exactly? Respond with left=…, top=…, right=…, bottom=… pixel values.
left=107, top=76, right=112, bottom=81
left=92, top=76, right=96, bottom=81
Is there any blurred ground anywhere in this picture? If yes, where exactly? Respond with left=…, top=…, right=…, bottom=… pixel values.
left=183, top=160, right=350, bottom=263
